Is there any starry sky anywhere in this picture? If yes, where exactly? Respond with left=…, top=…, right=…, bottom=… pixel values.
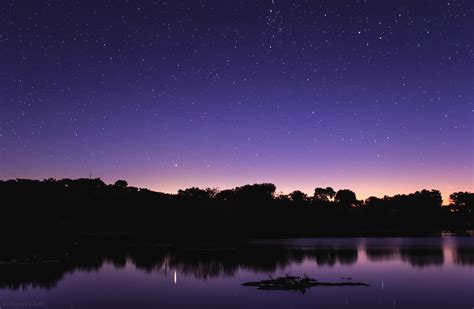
left=0, top=1, right=472, bottom=202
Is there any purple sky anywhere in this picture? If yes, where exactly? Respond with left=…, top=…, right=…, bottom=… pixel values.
left=0, top=1, right=472, bottom=202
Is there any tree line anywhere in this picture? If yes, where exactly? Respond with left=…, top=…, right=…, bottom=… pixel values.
left=0, top=178, right=472, bottom=239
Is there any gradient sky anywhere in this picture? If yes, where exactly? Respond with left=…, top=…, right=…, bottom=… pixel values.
left=0, top=1, right=472, bottom=202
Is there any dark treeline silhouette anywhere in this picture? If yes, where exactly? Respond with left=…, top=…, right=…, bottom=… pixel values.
left=0, top=178, right=473, bottom=240
left=1, top=238, right=470, bottom=290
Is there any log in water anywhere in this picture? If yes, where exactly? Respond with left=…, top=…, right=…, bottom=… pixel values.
left=242, top=274, right=369, bottom=292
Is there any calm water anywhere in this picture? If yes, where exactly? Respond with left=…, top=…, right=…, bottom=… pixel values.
left=0, top=237, right=473, bottom=308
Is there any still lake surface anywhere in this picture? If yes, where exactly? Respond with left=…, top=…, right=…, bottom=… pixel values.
left=0, top=237, right=473, bottom=308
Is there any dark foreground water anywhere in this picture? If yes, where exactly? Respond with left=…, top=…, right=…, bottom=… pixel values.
left=0, top=237, right=473, bottom=308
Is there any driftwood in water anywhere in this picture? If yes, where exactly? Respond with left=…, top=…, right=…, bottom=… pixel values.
left=242, top=274, right=369, bottom=292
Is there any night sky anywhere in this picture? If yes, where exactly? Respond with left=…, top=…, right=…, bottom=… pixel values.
left=0, top=1, right=472, bottom=201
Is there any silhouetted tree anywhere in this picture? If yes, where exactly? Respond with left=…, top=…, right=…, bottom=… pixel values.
left=215, top=189, right=235, bottom=201
left=313, top=187, right=336, bottom=202
left=335, top=189, right=358, bottom=207
left=364, top=196, right=383, bottom=208
left=450, top=192, right=474, bottom=209
left=178, top=187, right=217, bottom=200
left=114, top=180, right=128, bottom=188
left=233, top=183, right=276, bottom=205
left=289, top=190, right=308, bottom=206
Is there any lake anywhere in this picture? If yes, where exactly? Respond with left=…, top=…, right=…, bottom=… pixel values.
left=0, top=237, right=473, bottom=308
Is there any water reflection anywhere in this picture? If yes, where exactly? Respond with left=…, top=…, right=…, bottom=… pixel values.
left=0, top=238, right=473, bottom=290
left=400, top=247, right=444, bottom=267
left=365, top=247, right=399, bottom=262
left=365, top=244, right=446, bottom=266
left=454, top=246, right=474, bottom=266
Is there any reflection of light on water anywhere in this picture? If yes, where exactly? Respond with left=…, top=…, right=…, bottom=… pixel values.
left=174, top=271, right=177, bottom=284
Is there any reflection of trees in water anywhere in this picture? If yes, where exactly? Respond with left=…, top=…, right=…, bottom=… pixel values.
left=400, top=247, right=444, bottom=267
left=334, top=248, right=358, bottom=265
left=167, top=249, right=238, bottom=279
left=1, top=241, right=473, bottom=290
left=365, top=247, right=399, bottom=262
left=366, top=245, right=448, bottom=267
left=233, top=247, right=304, bottom=272
left=0, top=244, right=359, bottom=290
left=0, top=245, right=128, bottom=290
left=128, top=246, right=167, bottom=272
left=454, top=247, right=474, bottom=266
left=304, top=247, right=358, bottom=266
left=0, top=263, right=66, bottom=290
left=165, top=246, right=359, bottom=279
left=366, top=243, right=450, bottom=267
